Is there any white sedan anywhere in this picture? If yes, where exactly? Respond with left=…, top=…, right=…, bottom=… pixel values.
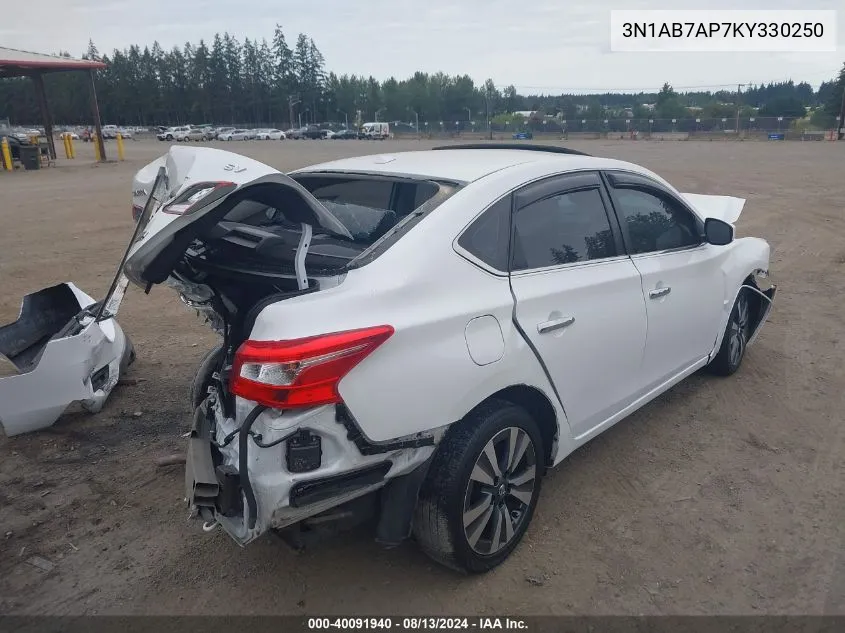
left=255, top=128, right=286, bottom=140
left=218, top=129, right=254, bottom=141
left=125, top=144, right=775, bottom=573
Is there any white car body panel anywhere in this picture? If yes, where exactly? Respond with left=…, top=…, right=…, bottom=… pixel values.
left=124, top=146, right=774, bottom=549
left=510, top=257, right=648, bottom=439
left=0, top=284, right=130, bottom=437
left=630, top=245, right=728, bottom=390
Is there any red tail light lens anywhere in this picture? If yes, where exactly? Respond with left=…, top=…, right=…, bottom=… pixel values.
left=230, top=325, right=394, bottom=409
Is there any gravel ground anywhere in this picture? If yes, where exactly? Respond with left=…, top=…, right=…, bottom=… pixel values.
left=0, top=137, right=842, bottom=615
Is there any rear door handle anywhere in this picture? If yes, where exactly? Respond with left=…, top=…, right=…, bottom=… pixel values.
left=537, top=316, right=575, bottom=334
left=649, top=287, right=671, bottom=299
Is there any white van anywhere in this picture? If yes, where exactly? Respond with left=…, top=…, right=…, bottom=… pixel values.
left=361, top=121, right=390, bottom=140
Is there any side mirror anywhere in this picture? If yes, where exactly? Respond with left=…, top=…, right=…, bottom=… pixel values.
left=704, top=217, right=734, bottom=246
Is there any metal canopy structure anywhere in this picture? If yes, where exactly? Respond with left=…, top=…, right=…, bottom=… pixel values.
left=0, top=46, right=107, bottom=161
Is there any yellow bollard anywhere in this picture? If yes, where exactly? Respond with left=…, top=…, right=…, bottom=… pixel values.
left=63, top=134, right=71, bottom=159
left=116, top=133, right=125, bottom=161
left=1, top=137, right=12, bottom=171
left=68, top=135, right=75, bottom=159
left=93, top=134, right=101, bottom=161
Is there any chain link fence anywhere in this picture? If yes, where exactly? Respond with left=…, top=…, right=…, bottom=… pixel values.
left=387, top=116, right=838, bottom=140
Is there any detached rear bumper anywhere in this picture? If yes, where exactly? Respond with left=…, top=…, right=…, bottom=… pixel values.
left=0, top=283, right=132, bottom=437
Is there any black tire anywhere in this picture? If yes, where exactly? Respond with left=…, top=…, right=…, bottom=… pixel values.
left=190, top=343, right=225, bottom=410
left=708, top=290, right=752, bottom=376
left=413, top=399, right=544, bottom=574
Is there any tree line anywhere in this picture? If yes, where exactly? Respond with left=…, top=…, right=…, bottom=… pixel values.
left=0, top=26, right=843, bottom=129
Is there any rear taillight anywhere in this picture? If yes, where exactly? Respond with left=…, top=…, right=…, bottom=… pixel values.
left=162, top=181, right=234, bottom=215
left=230, top=325, right=394, bottom=409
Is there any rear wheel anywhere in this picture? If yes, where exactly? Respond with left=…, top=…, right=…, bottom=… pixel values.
left=413, top=399, right=543, bottom=573
left=708, top=290, right=751, bottom=376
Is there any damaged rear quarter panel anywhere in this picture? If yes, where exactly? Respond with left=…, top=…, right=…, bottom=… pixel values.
left=245, top=179, right=571, bottom=452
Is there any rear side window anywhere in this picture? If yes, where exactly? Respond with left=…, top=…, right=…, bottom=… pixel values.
left=457, top=197, right=511, bottom=272
left=512, top=188, right=616, bottom=270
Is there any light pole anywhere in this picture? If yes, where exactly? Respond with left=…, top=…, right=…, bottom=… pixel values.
left=338, top=110, right=348, bottom=129
left=484, top=88, right=492, bottom=140
left=375, top=108, right=384, bottom=122
left=407, top=108, right=419, bottom=138
left=464, top=107, right=471, bottom=122
left=288, top=95, right=300, bottom=129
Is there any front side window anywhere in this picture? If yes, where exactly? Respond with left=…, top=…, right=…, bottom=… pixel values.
left=511, top=188, right=616, bottom=271
left=612, top=188, right=701, bottom=254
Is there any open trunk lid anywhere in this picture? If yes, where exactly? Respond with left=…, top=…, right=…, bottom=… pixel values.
left=124, top=146, right=352, bottom=289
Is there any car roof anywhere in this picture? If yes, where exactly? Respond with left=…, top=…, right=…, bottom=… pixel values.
left=293, top=148, right=650, bottom=183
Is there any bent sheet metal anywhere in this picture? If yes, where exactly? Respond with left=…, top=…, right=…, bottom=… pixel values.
left=0, top=166, right=166, bottom=436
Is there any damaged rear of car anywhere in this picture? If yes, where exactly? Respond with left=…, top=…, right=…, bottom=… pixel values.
left=124, top=146, right=458, bottom=547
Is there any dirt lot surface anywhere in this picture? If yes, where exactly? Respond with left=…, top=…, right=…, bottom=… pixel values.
left=0, top=137, right=843, bottom=616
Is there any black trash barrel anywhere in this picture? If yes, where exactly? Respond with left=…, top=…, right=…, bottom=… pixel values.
left=19, top=145, right=40, bottom=170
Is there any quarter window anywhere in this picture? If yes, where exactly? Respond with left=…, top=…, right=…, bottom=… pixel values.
left=512, top=188, right=616, bottom=271
left=457, top=197, right=511, bottom=271
left=612, top=188, right=701, bottom=254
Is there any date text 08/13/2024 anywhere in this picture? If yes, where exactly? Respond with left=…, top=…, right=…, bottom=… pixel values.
left=307, top=617, right=528, bottom=630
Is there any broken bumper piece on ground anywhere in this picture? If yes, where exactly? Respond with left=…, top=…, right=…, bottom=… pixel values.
left=0, top=282, right=133, bottom=437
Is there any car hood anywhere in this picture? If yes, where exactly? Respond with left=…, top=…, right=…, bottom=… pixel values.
left=681, top=193, right=746, bottom=225
left=123, top=146, right=352, bottom=287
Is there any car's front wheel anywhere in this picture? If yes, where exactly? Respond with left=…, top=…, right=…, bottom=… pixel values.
left=708, top=290, right=752, bottom=376
left=413, top=399, right=543, bottom=573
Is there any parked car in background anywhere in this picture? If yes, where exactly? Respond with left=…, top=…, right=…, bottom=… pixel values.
left=157, top=126, right=191, bottom=141
left=255, top=129, right=286, bottom=140
left=302, top=125, right=325, bottom=140
left=218, top=129, right=254, bottom=141
left=59, top=131, right=80, bottom=140
left=512, top=130, right=533, bottom=140
left=322, top=129, right=335, bottom=139
left=332, top=128, right=359, bottom=140
left=213, top=127, right=235, bottom=140
left=360, top=121, right=390, bottom=139
left=178, top=127, right=210, bottom=142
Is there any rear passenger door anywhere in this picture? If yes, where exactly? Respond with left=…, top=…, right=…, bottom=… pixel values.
left=508, top=172, right=648, bottom=439
left=604, top=171, right=726, bottom=389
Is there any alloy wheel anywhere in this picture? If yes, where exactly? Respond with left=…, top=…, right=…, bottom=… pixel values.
left=463, top=426, right=537, bottom=555
left=729, top=293, right=750, bottom=367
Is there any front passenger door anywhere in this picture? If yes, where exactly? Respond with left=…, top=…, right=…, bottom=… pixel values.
left=605, top=172, right=726, bottom=390
left=509, top=172, right=648, bottom=439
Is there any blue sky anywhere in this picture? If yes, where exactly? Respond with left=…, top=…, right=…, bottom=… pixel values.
left=4, top=0, right=843, bottom=92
